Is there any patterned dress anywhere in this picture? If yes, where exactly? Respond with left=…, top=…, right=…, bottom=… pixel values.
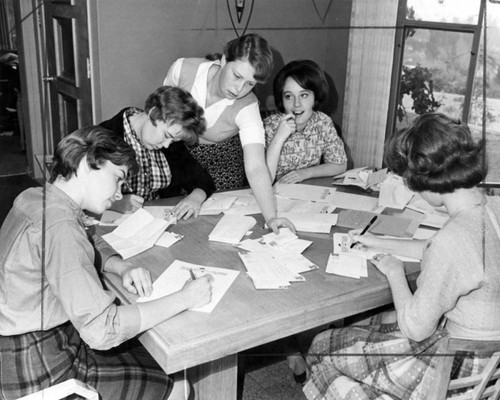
left=264, top=111, right=347, bottom=182
left=304, top=197, right=500, bottom=400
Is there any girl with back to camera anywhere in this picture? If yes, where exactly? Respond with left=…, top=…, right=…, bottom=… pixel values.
left=264, top=59, right=347, bottom=184
left=303, top=113, right=500, bottom=400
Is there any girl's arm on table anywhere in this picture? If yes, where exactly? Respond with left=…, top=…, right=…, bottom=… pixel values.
left=349, top=230, right=427, bottom=260
left=278, top=162, right=347, bottom=184
left=243, top=143, right=295, bottom=233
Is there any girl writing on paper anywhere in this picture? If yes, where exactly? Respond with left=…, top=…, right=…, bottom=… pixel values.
left=304, top=113, right=500, bottom=400
left=100, top=85, right=216, bottom=220
left=0, top=126, right=213, bottom=400
left=163, top=33, right=294, bottom=233
left=264, top=60, right=347, bottom=184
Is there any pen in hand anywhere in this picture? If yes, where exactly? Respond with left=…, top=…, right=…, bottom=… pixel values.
left=189, top=268, right=197, bottom=280
left=350, top=215, right=378, bottom=248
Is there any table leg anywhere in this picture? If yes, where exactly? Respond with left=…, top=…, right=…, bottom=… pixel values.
left=189, top=354, right=238, bottom=400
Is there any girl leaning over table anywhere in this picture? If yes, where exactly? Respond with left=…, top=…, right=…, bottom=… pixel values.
left=100, top=85, right=216, bottom=220
left=163, top=33, right=294, bottom=233
left=264, top=59, right=347, bottom=184
left=303, top=113, right=500, bottom=400
left=0, top=126, right=213, bottom=400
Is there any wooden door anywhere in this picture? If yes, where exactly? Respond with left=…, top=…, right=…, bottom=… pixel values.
left=43, top=0, right=91, bottom=146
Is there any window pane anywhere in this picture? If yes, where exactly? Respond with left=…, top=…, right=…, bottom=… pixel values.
left=396, top=28, right=474, bottom=131
left=470, top=3, right=500, bottom=183
left=407, top=0, right=480, bottom=24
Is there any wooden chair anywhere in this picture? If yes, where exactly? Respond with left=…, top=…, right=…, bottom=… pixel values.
left=429, top=337, right=500, bottom=400
left=16, top=379, right=98, bottom=400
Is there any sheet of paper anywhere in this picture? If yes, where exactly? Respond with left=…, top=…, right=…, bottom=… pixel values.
left=279, top=212, right=338, bottom=233
left=274, top=183, right=336, bottom=203
left=102, top=208, right=169, bottom=259
left=326, top=253, right=365, bottom=279
left=239, top=252, right=294, bottom=289
left=199, top=195, right=237, bottom=215
left=237, top=237, right=312, bottom=254
left=137, top=260, right=239, bottom=313
left=368, top=214, right=416, bottom=238
left=378, top=174, right=414, bottom=210
left=330, top=191, right=384, bottom=213
left=208, top=214, right=256, bottom=245
left=260, top=228, right=298, bottom=247
left=155, top=231, right=183, bottom=248
left=143, top=206, right=177, bottom=224
left=336, top=209, right=377, bottom=230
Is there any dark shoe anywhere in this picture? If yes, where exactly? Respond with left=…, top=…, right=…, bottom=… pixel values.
left=294, top=371, right=307, bottom=385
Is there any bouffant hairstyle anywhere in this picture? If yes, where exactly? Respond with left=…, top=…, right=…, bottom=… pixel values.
left=223, top=33, right=274, bottom=83
left=50, top=126, right=138, bottom=182
left=384, top=113, right=486, bottom=193
left=273, top=60, right=329, bottom=113
left=145, top=86, right=206, bottom=146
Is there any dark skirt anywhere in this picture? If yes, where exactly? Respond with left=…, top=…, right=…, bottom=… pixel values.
left=0, top=322, right=173, bottom=400
left=188, top=135, right=247, bottom=191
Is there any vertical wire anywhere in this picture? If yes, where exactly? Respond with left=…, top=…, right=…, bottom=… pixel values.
left=482, top=0, right=487, bottom=272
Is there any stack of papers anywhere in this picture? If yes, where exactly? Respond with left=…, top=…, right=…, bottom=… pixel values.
left=406, top=194, right=449, bottom=228
left=327, top=232, right=421, bottom=279
left=333, top=167, right=388, bottom=190
left=137, top=260, right=239, bottom=313
left=237, top=228, right=318, bottom=289
left=208, top=214, right=256, bottom=245
left=102, top=208, right=170, bottom=259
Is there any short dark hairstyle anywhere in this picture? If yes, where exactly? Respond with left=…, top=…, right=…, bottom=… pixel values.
left=145, top=86, right=206, bottom=145
left=384, top=113, right=486, bottom=193
left=223, top=34, right=273, bottom=83
left=273, top=60, right=328, bottom=113
left=50, top=125, right=138, bottom=182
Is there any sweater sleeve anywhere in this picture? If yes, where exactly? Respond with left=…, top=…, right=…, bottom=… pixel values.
left=397, top=223, right=484, bottom=341
left=160, top=142, right=216, bottom=198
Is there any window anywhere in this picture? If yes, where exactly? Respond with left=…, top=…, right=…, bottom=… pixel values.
left=388, top=0, right=500, bottom=184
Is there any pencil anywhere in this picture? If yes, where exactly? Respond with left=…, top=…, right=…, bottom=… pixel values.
left=350, top=215, right=378, bottom=248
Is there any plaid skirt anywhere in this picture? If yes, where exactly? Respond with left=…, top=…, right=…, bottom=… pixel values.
left=0, top=322, right=173, bottom=400
left=188, top=135, right=247, bottom=191
left=304, top=324, right=490, bottom=400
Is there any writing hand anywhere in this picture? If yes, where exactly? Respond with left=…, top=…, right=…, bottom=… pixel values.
left=348, top=229, right=382, bottom=250
left=182, top=274, right=214, bottom=308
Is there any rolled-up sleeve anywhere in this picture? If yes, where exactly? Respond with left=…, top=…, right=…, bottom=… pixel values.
left=235, top=102, right=265, bottom=146
left=46, top=220, right=141, bottom=350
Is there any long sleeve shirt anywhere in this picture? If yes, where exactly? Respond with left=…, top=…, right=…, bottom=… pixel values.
left=0, top=184, right=140, bottom=350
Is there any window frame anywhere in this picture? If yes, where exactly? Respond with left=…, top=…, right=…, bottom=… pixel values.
left=385, top=0, right=485, bottom=141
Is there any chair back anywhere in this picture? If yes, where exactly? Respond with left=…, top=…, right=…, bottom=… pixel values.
left=429, top=337, right=500, bottom=400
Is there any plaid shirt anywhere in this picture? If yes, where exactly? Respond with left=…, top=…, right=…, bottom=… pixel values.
left=122, top=108, right=171, bottom=201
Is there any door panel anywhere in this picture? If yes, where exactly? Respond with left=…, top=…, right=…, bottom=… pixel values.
left=44, top=0, right=91, bottom=146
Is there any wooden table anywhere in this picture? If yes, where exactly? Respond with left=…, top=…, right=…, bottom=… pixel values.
left=102, top=181, right=420, bottom=400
